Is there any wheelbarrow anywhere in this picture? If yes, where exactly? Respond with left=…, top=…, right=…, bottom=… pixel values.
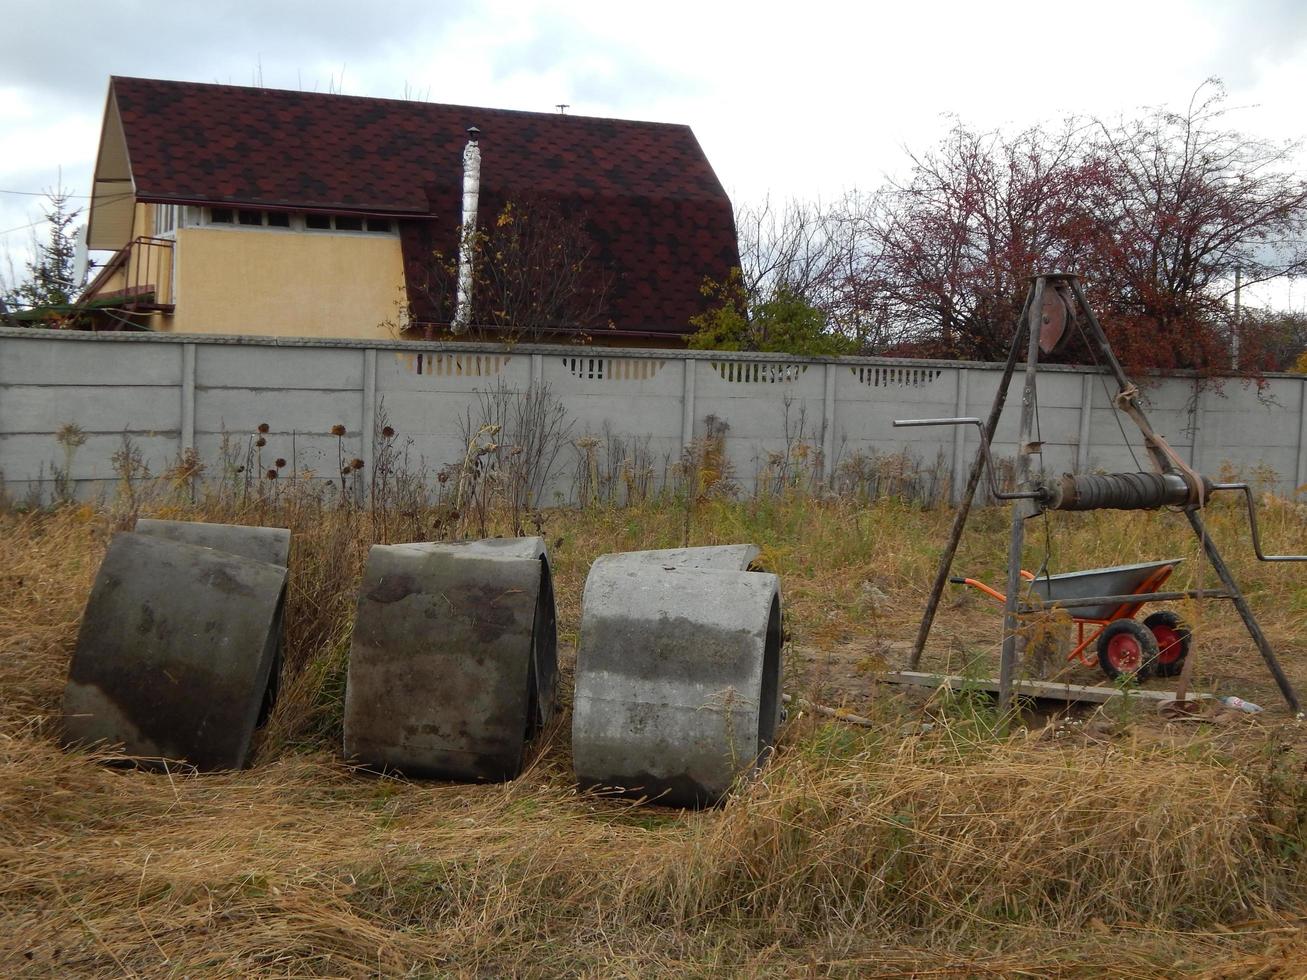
left=950, top=558, right=1191, bottom=682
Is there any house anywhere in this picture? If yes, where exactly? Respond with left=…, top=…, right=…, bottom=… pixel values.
left=82, top=76, right=740, bottom=346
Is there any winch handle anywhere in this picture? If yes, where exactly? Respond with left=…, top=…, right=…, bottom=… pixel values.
left=892, top=417, right=1043, bottom=502
left=1210, top=482, right=1307, bottom=562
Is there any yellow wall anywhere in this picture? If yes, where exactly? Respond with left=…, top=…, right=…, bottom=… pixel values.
left=82, top=203, right=172, bottom=330
left=170, top=225, right=405, bottom=339
left=135, top=201, right=153, bottom=238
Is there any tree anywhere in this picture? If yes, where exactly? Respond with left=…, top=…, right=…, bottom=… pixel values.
left=734, top=194, right=845, bottom=308
left=687, top=269, right=853, bottom=356
left=403, top=197, right=612, bottom=343
left=1079, top=81, right=1307, bottom=371
left=825, top=82, right=1307, bottom=372
left=1240, top=308, right=1307, bottom=372
left=477, top=199, right=612, bottom=340
left=853, top=118, right=1095, bottom=360
left=732, top=193, right=890, bottom=351
left=5, top=187, right=83, bottom=314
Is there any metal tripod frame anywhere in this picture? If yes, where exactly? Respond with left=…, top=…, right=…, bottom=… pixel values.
left=906, top=273, right=1303, bottom=716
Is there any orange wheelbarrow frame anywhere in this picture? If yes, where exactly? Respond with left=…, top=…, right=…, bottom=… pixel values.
left=953, top=563, right=1177, bottom=669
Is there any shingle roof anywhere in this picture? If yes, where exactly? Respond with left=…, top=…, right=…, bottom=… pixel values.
left=109, top=76, right=739, bottom=334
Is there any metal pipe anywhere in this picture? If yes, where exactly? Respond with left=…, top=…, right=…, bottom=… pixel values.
left=1184, top=509, right=1301, bottom=715
left=1210, top=483, right=1307, bottom=561
left=999, top=276, right=1048, bottom=715
left=1065, top=275, right=1174, bottom=474
left=1048, top=471, right=1197, bottom=511
left=892, top=417, right=1043, bottom=501
left=1017, top=588, right=1231, bottom=612
left=452, top=126, right=481, bottom=335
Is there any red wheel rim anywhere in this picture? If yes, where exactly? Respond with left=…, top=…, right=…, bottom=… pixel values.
left=1152, top=625, right=1182, bottom=664
left=1106, top=632, right=1142, bottom=672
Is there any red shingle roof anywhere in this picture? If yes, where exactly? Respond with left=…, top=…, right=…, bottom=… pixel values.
left=109, top=76, right=739, bottom=334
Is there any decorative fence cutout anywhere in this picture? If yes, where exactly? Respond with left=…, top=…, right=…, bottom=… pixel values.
left=851, top=365, right=944, bottom=388
left=561, top=356, right=664, bottom=381
left=399, top=352, right=511, bottom=377
left=712, top=361, right=808, bottom=384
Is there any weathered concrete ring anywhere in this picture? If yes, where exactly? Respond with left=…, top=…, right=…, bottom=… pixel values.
left=62, top=529, right=289, bottom=770
left=134, top=518, right=291, bottom=723
left=134, top=518, right=291, bottom=567
left=343, top=537, right=558, bottom=782
left=572, top=545, right=783, bottom=807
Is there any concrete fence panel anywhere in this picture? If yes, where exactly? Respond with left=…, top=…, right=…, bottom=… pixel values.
left=1, top=328, right=1303, bottom=505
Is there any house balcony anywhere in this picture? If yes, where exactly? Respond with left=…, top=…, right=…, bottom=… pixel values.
left=82, top=236, right=175, bottom=322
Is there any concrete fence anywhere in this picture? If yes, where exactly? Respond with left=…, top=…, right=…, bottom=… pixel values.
left=2, top=327, right=1305, bottom=504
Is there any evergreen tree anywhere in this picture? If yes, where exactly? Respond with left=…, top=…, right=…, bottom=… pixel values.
left=6, top=187, right=83, bottom=312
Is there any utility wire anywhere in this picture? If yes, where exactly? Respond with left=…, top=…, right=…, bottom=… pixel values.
left=0, top=192, right=135, bottom=237
left=0, top=217, right=50, bottom=237
left=0, top=189, right=96, bottom=198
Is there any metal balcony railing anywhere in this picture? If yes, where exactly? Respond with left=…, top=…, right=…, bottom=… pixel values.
left=120, top=236, right=175, bottom=311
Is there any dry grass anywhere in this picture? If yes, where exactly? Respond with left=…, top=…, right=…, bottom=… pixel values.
left=4, top=491, right=1307, bottom=975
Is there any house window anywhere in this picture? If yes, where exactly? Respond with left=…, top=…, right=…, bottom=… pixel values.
left=303, top=213, right=395, bottom=233
left=204, top=208, right=398, bottom=234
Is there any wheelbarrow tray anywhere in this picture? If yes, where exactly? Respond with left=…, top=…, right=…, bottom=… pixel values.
left=1025, top=558, right=1183, bottom=620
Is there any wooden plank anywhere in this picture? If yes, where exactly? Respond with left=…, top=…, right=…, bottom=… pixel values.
left=882, top=670, right=1215, bottom=705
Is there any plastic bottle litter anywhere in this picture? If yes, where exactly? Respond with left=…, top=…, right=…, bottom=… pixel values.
left=1218, top=695, right=1263, bottom=714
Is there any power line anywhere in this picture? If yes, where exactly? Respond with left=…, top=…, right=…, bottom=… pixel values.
left=0, top=188, right=96, bottom=198
left=0, top=191, right=135, bottom=237
left=0, top=217, right=47, bottom=237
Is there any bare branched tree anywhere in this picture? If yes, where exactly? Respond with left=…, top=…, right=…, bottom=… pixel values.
left=405, top=197, right=613, bottom=343
left=1079, top=79, right=1307, bottom=370
left=854, top=117, right=1093, bottom=359
left=732, top=192, right=899, bottom=351
left=812, top=81, right=1307, bottom=372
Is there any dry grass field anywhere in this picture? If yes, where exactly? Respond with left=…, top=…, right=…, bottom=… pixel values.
left=4, top=481, right=1307, bottom=976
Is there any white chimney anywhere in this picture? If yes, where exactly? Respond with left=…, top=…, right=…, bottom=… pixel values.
left=72, top=223, right=89, bottom=292
left=452, top=126, right=481, bottom=334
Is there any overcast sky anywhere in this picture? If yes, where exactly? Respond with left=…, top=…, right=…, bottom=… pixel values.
left=3, top=0, right=1307, bottom=306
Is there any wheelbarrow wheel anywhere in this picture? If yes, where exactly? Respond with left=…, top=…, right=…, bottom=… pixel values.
left=1143, top=611, right=1191, bottom=679
left=1096, top=619, right=1159, bottom=683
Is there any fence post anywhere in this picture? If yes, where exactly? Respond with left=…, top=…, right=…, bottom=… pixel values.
left=180, top=342, right=196, bottom=453
left=1297, top=377, right=1307, bottom=493
left=1076, top=372, right=1093, bottom=473
left=681, top=357, right=696, bottom=450
left=822, top=362, right=837, bottom=486
left=361, top=348, right=377, bottom=502
left=530, top=353, right=543, bottom=389
left=951, top=368, right=969, bottom=504
left=1189, top=379, right=1205, bottom=470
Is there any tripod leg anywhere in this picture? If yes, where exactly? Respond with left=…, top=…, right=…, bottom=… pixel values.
left=999, top=277, right=1047, bottom=715
left=1185, top=510, right=1302, bottom=715
left=907, top=298, right=1031, bottom=670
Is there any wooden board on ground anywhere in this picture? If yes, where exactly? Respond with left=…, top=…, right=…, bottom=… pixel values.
left=882, top=670, right=1215, bottom=705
